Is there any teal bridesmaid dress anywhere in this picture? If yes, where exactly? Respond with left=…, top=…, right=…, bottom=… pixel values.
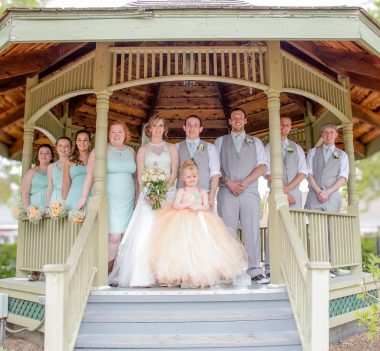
left=66, top=164, right=87, bottom=210
left=29, top=170, right=48, bottom=212
left=106, top=145, right=136, bottom=234
left=50, top=162, right=63, bottom=206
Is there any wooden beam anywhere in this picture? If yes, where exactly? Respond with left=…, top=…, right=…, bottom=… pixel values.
left=351, top=102, right=380, bottom=130
left=360, top=129, right=380, bottom=144
left=286, top=93, right=307, bottom=115
left=9, top=136, right=23, bottom=158
left=167, top=119, right=227, bottom=129
left=366, top=136, right=380, bottom=157
left=353, top=140, right=366, bottom=158
left=0, top=130, right=14, bottom=145
left=0, top=43, right=87, bottom=80
left=215, top=82, right=230, bottom=121
left=0, top=103, right=24, bottom=128
left=146, top=84, right=161, bottom=119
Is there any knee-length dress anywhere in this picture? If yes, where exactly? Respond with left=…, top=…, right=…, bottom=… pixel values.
left=30, top=170, right=48, bottom=212
left=50, top=162, right=63, bottom=206
left=106, top=145, right=136, bottom=234
left=66, top=164, right=88, bottom=210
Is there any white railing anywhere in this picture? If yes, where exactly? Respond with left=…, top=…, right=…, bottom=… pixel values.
left=16, top=217, right=82, bottom=276
left=44, top=207, right=99, bottom=351
left=289, top=208, right=360, bottom=269
left=278, top=205, right=330, bottom=351
left=109, top=45, right=267, bottom=88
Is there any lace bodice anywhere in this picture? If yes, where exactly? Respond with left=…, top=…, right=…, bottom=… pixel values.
left=145, top=142, right=172, bottom=176
left=181, top=190, right=203, bottom=207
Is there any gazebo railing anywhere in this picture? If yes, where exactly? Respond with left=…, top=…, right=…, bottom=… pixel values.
left=289, top=208, right=360, bottom=269
left=16, top=217, right=82, bottom=276
left=277, top=205, right=330, bottom=351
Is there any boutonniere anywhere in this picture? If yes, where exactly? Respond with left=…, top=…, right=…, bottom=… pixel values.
left=286, top=147, right=294, bottom=153
left=198, top=144, right=205, bottom=153
left=245, top=138, right=253, bottom=146
left=333, top=151, right=339, bottom=159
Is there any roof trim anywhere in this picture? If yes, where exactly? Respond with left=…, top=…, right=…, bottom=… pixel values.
left=0, top=7, right=379, bottom=55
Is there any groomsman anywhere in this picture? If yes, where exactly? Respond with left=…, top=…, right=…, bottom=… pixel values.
left=176, top=115, right=221, bottom=207
left=305, top=124, right=349, bottom=212
left=215, top=108, right=268, bottom=283
left=264, top=116, right=307, bottom=279
left=264, top=116, right=307, bottom=208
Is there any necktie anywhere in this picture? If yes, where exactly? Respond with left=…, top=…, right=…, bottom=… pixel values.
left=324, top=148, right=332, bottom=163
left=189, top=141, right=196, bottom=158
left=233, top=134, right=243, bottom=153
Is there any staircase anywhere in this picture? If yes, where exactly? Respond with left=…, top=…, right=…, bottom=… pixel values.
left=74, top=285, right=301, bottom=351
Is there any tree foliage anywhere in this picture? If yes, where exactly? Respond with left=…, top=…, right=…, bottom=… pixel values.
left=356, top=152, right=380, bottom=210
left=0, top=0, right=46, bottom=14
left=369, top=0, right=380, bottom=22
left=0, top=156, right=21, bottom=206
left=0, top=243, right=16, bottom=278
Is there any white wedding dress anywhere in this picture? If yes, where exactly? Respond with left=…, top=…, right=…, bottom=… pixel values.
left=109, top=142, right=175, bottom=287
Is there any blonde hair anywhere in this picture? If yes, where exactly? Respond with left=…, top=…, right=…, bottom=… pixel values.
left=180, top=159, right=199, bottom=178
left=108, top=119, right=131, bottom=144
left=144, top=115, right=168, bottom=139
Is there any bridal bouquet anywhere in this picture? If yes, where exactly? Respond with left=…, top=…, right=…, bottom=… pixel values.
left=141, top=164, right=168, bottom=210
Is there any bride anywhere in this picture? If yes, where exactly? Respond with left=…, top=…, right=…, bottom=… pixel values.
left=109, top=115, right=179, bottom=287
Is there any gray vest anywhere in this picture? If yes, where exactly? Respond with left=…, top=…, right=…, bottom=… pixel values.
left=220, top=134, right=258, bottom=192
left=283, top=140, right=299, bottom=186
left=177, top=140, right=210, bottom=190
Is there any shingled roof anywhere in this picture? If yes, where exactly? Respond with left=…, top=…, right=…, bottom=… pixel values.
left=124, top=0, right=254, bottom=9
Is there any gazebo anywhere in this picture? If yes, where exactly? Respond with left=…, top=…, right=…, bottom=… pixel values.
left=0, top=1, right=379, bottom=350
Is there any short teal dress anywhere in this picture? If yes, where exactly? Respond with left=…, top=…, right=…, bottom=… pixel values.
left=106, top=145, right=136, bottom=234
left=66, top=164, right=87, bottom=210
left=50, top=162, right=63, bottom=206
left=30, top=170, right=48, bottom=212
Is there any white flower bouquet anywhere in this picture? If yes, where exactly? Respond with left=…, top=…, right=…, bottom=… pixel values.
left=142, top=164, right=168, bottom=210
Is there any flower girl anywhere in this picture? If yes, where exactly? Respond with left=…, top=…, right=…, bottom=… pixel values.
left=150, top=160, right=248, bottom=288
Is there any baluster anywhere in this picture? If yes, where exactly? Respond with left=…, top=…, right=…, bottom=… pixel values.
left=213, top=52, right=217, bottom=76
left=259, top=51, right=264, bottom=84
left=128, top=51, right=133, bottom=81
left=136, top=52, right=140, bottom=80
left=112, top=52, right=117, bottom=85
left=228, top=50, right=233, bottom=78
left=243, top=50, right=249, bottom=81
left=120, top=52, right=125, bottom=83
left=144, top=52, right=148, bottom=79
left=159, top=51, right=163, bottom=76
left=221, top=51, right=225, bottom=77
left=206, top=51, right=210, bottom=75
left=236, top=51, right=241, bottom=79
left=175, top=52, right=179, bottom=75
left=167, top=52, right=171, bottom=75
left=190, top=51, right=194, bottom=74
left=151, top=51, right=156, bottom=78
left=197, top=51, right=202, bottom=75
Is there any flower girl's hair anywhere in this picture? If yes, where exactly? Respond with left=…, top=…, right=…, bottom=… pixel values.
left=181, top=159, right=199, bottom=178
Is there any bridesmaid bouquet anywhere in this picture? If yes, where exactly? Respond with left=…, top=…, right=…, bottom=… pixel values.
left=50, top=201, right=68, bottom=220
left=13, top=203, right=27, bottom=220
left=142, top=165, right=168, bottom=210
left=68, top=209, right=86, bottom=224
left=27, top=205, right=43, bottom=224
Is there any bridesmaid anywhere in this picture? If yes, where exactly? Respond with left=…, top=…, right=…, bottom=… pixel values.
left=21, top=144, right=54, bottom=212
left=62, top=130, right=91, bottom=210
left=46, top=137, right=72, bottom=209
left=21, top=143, right=54, bottom=281
left=78, top=120, right=137, bottom=273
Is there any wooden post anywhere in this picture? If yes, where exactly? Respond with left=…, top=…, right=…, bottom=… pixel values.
left=307, top=262, right=330, bottom=351
left=90, top=42, right=112, bottom=287
left=21, top=126, right=35, bottom=177
left=44, top=264, right=69, bottom=351
left=266, top=41, right=287, bottom=284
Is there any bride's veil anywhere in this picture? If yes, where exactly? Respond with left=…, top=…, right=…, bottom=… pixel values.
left=141, top=123, right=150, bottom=145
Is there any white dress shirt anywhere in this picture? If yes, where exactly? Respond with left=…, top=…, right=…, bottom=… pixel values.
left=176, top=138, right=221, bottom=177
left=306, top=144, right=349, bottom=180
left=264, top=138, right=308, bottom=177
left=214, top=132, right=268, bottom=168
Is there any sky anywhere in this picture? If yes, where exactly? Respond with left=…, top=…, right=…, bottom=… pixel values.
left=47, top=0, right=372, bottom=9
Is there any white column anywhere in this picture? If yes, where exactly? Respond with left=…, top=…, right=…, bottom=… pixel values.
left=21, top=126, right=35, bottom=177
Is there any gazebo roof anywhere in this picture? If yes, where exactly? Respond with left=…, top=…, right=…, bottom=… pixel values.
left=0, top=5, right=379, bottom=159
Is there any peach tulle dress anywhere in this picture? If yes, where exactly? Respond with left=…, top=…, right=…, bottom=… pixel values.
left=150, top=190, right=248, bottom=287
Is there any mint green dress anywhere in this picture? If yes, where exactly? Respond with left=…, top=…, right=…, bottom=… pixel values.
left=66, top=164, right=87, bottom=210
left=107, top=145, right=136, bottom=234
left=30, top=170, right=48, bottom=212
left=50, top=162, right=63, bottom=206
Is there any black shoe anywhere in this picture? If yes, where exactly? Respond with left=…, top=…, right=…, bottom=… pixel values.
left=109, top=282, right=118, bottom=288
left=251, top=274, right=270, bottom=284
left=266, top=272, right=270, bottom=279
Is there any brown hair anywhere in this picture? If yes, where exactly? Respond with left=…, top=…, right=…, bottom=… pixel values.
left=144, top=115, right=168, bottom=139
left=180, top=159, right=199, bottom=178
left=230, top=108, right=246, bottom=118
left=35, top=144, right=54, bottom=166
left=56, top=136, right=72, bottom=148
left=69, top=130, right=92, bottom=165
left=108, top=119, right=131, bottom=144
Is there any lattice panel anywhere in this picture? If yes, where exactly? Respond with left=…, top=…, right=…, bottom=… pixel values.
left=329, top=289, right=378, bottom=317
left=9, top=297, right=44, bottom=321
left=109, top=45, right=267, bottom=87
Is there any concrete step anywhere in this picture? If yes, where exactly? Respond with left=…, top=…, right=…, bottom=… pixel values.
left=75, top=331, right=302, bottom=350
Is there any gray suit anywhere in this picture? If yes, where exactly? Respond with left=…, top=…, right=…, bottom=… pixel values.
left=177, top=140, right=210, bottom=191
left=216, top=134, right=263, bottom=277
left=305, top=147, right=344, bottom=212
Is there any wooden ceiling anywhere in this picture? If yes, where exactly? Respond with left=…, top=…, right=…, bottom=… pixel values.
left=0, top=39, right=379, bottom=159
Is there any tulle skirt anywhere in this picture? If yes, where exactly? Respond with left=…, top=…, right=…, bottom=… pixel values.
left=149, top=207, right=248, bottom=287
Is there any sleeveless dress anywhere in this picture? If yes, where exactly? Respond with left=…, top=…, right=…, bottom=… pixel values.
left=50, top=162, right=63, bottom=206
left=109, top=142, right=175, bottom=287
left=66, top=164, right=88, bottom=211
left=150, top=190, right=248, bottom=287
left=30, top=170, right=48, bottom=212
left=106, top=145, right=136, bottom=234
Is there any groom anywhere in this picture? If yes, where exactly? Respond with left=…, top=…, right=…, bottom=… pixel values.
left=176, top=115, right=221, bottom=207
left=215, top=108, right=268, bottom=283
